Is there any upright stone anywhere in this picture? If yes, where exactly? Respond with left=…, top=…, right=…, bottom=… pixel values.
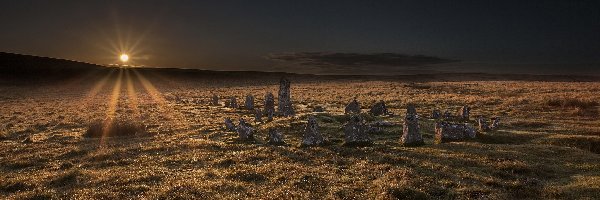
left=370, top=100, right=388, bottom=116
left=267, top=128, right=285, bottom=145
left=254, top=108, right=263, bottom=123
left=477, top=117, right=490, bottom=132
left=400, top=106, right=424, bottom=146
left=343, top=115, right=372, bottom=146
left=210, top=95, right=219, bottom=106
left=278, top=77, right=295, bottom=116
left=490, top=117, right=500, bottom=130
left=345, top=99, right=361, bottom=114
left=224, top=118, right=236, bottom=131
left=434, top=122, right=476, bottom=144
left=226, top=96, right=238, bottom=109
left=236, top=118, right=254, bottom=140
left=431, top=109, right=442, bottom=119
left=457, top=105, right=470, bottom=120
left=245, top=94, right=255, bottom=110
left=301, top=116, right=325, bottom=147
left=263, top=92, right=275, bottom=121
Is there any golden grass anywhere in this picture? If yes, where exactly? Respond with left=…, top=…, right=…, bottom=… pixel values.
left=0, top=72, right=599, bottom=199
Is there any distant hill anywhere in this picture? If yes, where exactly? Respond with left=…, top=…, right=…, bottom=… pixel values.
left=1, top=52, right=598, bottom=84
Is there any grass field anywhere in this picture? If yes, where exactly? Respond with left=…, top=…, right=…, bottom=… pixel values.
left=1, top=68, right=599, bottom=199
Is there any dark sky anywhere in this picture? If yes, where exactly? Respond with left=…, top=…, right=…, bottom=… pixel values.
left=1, top=0, right=599, bottom=75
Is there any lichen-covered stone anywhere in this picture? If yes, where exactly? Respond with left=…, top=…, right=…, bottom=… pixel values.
left=267, top=128, right=285, bottom=145
left=343, top=115, right=372, bottom=146
left=345, top=99, right=361, bottom=114
left=224, top=118, right=236, bottom=131
left=477, top=117, right=490, bottom=132
left=434, top=122, right=476, bottom=144
left=245, top=94, right=255, bottom=110
left=370, top=100, right=388, bottom=116
left=236, top=118, right=254, bottom=140
left=301, top=116, right=325, bottom=147
left=278, top=77, right=295, bottom=116
left=490, top=117, right=500, bottom=129
left=264, top=92, right=275, bottom=121
left=401, top=106, right=424, bottom=146
left=457, top=105, right=470, bottom=120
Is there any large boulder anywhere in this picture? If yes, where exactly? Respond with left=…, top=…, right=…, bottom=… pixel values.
left=301, top=116, right=325, bottom=147
left=236, top=119, right=254, bottom=140
left=400, top=106, right=424, bottom=146
left=345, top=99, right=361, bottom=114
left=245, top=94, right=255, bottom=110
left=370, top=100, right=388, bottom=116
left=278, top=77, right=295, bottom=116
left=267, top=128, right=285, bottom=145
left=434, top=122, right=476, bottom=144
left=263, top=92, right=275, bottom=121
left=343, top=115, right=372, bottom=146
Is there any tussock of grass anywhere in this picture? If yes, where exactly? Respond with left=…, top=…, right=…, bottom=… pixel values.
left=49, top=170, right=87, bottom=188
left=84, top=118, right=149, bottom=138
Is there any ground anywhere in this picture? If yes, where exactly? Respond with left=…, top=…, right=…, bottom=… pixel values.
left=1, top=68, right=599, bottom=199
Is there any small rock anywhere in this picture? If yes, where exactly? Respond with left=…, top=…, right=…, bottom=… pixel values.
left=301, top=116, right=325, bottom=147
left=224, top=118, right=236, bottom=131
left=457, top=105, right=470, bottom=120
left=226, top=97, right=238, bottom=109
left=267, top=128, right=285, bottom=145
left=370, top=100, right=388, bottom=116
left=345, top=99, right=361, bottom=114
left=431, top=109, right=442, bottom=119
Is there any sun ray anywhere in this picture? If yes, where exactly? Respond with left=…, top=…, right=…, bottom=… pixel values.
left=125, top=69, right=141, bottom=118
left=101, top=68, right=124, bottom=144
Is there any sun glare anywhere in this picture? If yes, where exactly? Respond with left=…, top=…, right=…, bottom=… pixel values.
left=120, top=54, right=129, bottom=62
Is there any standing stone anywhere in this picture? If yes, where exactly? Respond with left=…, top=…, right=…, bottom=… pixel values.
left=245, top=94, right=255, bottom=110
left=278, top=77, right=295, bottom=116
left=370, top=100, right=388, bottom=116
left=301, top=116, right=325, bottom=147
left=434, top=122, right=476, bottom=144
left=490, top=117, right=500, bottom=130
left=263, top=92, right=275, bottom=121
left=343, top=115, right=372, bottom=146
left=401, top=106, right=424, bottom=146
left=457, top=105, right=470, bottom=120
left=267, top=128, right=285, bottom=145
left=431, top=109, right=442, bottom=119
left=345, top=99, right=361, bottom=114
left=236, top=118, right=254, bottom=140
left=210, top=95, right=219, bottom=106
left=443, top=110, right=453, bottom=119
left=226, top=96, right=238, bottom=109
left=477, top=117, right=490, bottom=132
left=254, top=108, right=263, bottom=123
left=224, top=118, right=236, bottom=132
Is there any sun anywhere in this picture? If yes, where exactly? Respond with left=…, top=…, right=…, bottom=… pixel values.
left=120, top=54, right=129, bottom=62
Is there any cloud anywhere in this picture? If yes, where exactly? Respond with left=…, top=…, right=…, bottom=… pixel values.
left=267, top=52, right=458, bottom=66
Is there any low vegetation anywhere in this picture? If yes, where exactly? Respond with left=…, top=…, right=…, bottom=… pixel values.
left=0, top=72, right=599, bottom=199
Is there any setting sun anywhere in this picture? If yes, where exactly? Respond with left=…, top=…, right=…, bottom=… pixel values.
left=120, top=54, right=129, bottom=62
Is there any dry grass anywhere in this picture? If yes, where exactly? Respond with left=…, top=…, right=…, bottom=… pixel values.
left=0, top=71, right=599, bottom=199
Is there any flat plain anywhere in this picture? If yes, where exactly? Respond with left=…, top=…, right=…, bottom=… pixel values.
left=1, top=68, right=599, bottom=199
